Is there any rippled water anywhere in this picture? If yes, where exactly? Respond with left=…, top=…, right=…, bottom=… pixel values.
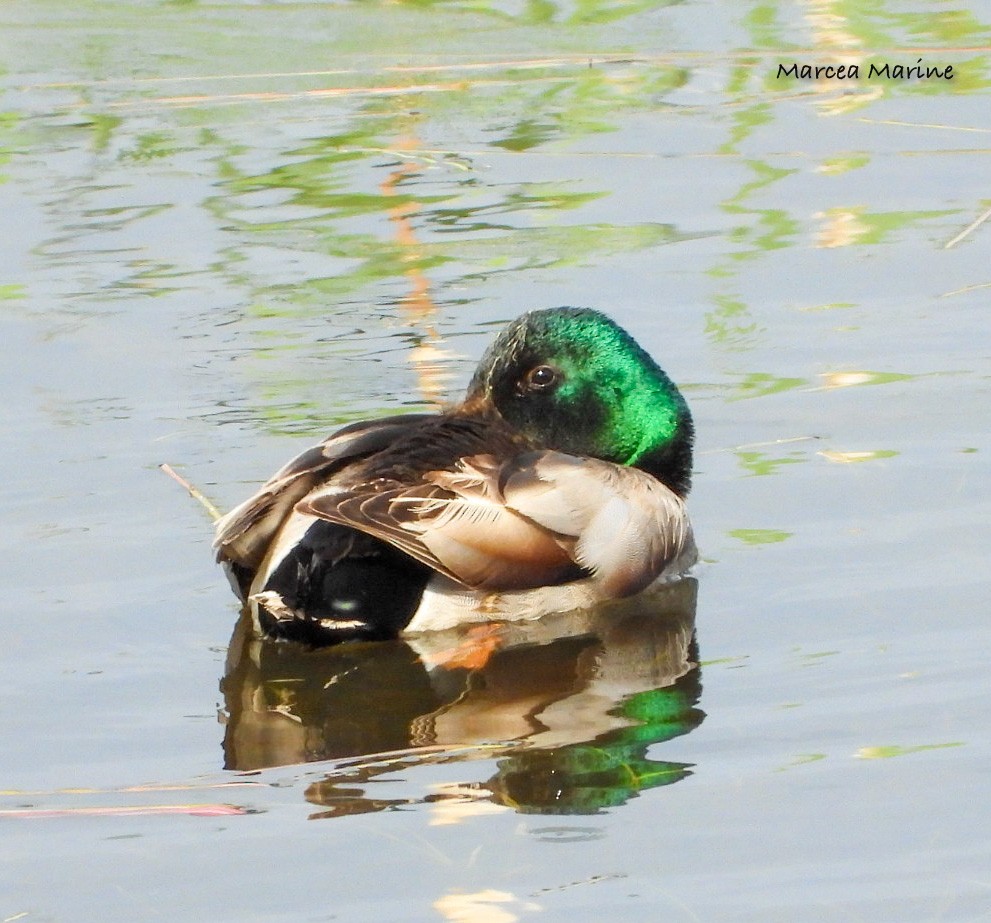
left=2, top=2, right=990, bottom=920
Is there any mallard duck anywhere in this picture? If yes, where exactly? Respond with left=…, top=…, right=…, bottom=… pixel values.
left=214, top=307, right=696, bottom=645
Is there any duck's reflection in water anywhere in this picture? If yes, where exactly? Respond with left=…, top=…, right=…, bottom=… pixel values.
left=221, top=578, right=703, bottom=817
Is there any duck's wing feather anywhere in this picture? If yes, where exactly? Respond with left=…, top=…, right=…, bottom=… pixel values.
left=213, top=414, right=435, bottom=573
left=297, top=450, right=693, bottom=596
left=495, top=452, right=694, bottom=595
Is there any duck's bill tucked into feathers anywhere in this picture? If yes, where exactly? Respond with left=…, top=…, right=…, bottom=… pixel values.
left=298, top=450, right=693, bottom=599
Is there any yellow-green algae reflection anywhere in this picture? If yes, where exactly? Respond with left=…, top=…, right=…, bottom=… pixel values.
left=8, top=0, right=989, bottom=424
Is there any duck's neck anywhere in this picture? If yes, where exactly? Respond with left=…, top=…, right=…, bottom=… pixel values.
left=633, top=410, right=694, bottom=497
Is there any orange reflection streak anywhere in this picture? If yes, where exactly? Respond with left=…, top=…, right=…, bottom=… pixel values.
left=379, top=131, right=453, bottom=408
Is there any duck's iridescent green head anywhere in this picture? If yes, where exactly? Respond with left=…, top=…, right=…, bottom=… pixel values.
left=466, top=307, right=694, bottom=496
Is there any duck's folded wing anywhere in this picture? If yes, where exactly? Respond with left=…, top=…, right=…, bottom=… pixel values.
left=496, top=452, right=695, bottom=596
left=213, top=414, right=434, bottom=573
left=297, top=450, right=694, bottom=596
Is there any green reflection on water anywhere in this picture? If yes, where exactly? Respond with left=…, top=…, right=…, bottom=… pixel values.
left=0, top=111, right=18, bottom=183
left=856, top=742, right=965, bottom=759
left=728, top=372, right=808, bottom=400
left=12, top=0, right=985, bottom=440
left=818, top=207, right=958, bottom=246
left=118, top=131, right=189, bottom=162
left=819, top=155, right=870, bottom=176
left=86, top=113, right=122, bottom=153
left=492, top=683, right=701, bottom=815
left=189, top=60, right=695, bottom=320
left=736, top=449, right=806, bottom=477
left=777, top=752, right=827, bottom=772
left=830, top=0, right=991, bottom=52
left=485, top=63, right=690, bottom=145
left=0, top=284, right=26, bottom=301
left=719, top=101, right=774, bottom=158
left=704, top=294, right=762, bottom=349
left=743, top=4, right=788, bottom=50
left=729, top=528, right=793, bottom=545
left=358, top=0, right=680, bottom=24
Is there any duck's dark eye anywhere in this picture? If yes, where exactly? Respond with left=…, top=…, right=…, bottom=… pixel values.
left=523, top=364, right=560, bottom=392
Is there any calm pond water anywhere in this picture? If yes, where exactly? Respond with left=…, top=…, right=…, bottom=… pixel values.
left=2, top=1, right=990, bottom=920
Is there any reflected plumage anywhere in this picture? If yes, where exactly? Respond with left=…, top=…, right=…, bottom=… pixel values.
left=214, top=307, right=696, bottom=644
